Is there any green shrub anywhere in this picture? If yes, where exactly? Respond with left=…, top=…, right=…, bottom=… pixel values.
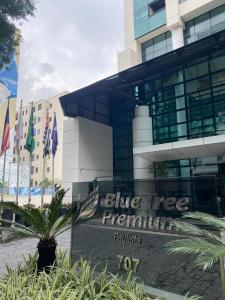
left=0, top=252, right=154, bottom=300
left=0, top=252, right=201, bottom=299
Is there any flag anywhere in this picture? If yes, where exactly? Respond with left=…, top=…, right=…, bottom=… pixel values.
left=43, top=110, right=51, bottom=157
left=51, top=112, right=58, bottom=157
left=0, top=103, right=10, bottom=156
left=25, top=104, right=35, bottom=153
left=15, top=100, right=23, bottom=153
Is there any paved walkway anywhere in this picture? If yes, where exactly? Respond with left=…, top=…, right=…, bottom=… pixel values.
left=0, top=230, right=71, bottom=275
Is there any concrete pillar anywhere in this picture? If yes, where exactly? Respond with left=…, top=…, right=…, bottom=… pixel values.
left=165, top=0, right=184, bottom=50
left=133, top=106, right=154, bottom=215
left=133, top=106, right=153, bottom=180
left=171, top=26, right=184, bottom=49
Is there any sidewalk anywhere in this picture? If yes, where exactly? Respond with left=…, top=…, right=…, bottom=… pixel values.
left=0, top=230, right=70, bottom=275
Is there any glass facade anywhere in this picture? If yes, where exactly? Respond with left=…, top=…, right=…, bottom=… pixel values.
left=112, top=96, right=135, bottom=180
left=60, top=30, right=225, bottom=186
left=142, top=31, right=172, bottom=62
left=155, top=157, right=219, bottom=178
left=130, top=47, right=225, bottom=184
left=132, top=49, right=225, bottom=145
left=184, top=4, right=225, bottom=44
left=133, top=0, right=166, bottom=39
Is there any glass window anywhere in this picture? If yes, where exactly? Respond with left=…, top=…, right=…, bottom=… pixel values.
left=211, top=5, right=225, bottom=33
left=194, top=13, right=211, bottom=39
left=184, top=4, right=225, bottom=44
left=142, top=32, right=172, bottom=62
left=210, top=51, right=225, bottom=72
left=212, top=71, right=225, bottom=86
left=163, top=70, right=183, bottom=87
left=135, top=6, right=148, bottom=23
left=185, top=60, right=209, bottom=80
left=148, top=0, right=165, bottom=16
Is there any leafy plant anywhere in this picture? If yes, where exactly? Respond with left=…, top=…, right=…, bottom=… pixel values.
left=23, top=203, right=35, bottom=209
left=39, top=177, right=52, bottom=189
left=0, top=251, right=201, bottom=299
left=0, top=0, right=36, bottom=68
left=0, top=187, right=99, bottom=272
left=0, top=180, right=8, bottom=188
left=167, top=212, right=225, bottom=270
left=0, top=252, right=156, bottom=300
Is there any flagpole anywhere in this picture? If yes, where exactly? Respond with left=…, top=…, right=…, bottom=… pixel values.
left=51, top=155, right=54, bottom=198
left=12, top=149, right=20, bottom=223
left=0, top=99, right=10, bottom=219
left=41, top=106, right=49, bottom=207
left=27, top=101, right=33, bottom=205
left=28, top=152, right=32, bottom=205
left=51, top=112, right=58, bottom=198
left=15, top=100, right=23, bottom=206
left=16, top=148, right=21, bottom=206
left=41, top=156, right=46, bottom=206
left=0, top=151, right=7, bottom=218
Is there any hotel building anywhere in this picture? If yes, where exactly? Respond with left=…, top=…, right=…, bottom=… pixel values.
left=60, top=0, right=225, bottom=213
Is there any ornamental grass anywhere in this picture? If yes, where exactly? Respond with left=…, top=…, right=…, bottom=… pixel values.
left=0, top=251, right=154, bottom=300
left=0, top=251, right=201, bottom=299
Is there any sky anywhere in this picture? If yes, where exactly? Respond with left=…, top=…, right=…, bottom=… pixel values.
left=17, top=0, right=124, bottom=105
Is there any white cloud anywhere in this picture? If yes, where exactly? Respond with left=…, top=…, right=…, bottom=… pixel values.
left=17, top=0, right=124, bottom=105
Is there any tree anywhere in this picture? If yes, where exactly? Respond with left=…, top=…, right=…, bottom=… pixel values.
left=0, top=0, right=36, bottom=68
left=167, top=212, right=225, bottom=298
left=0, top=179, right=7, bottom=188
left=0, top=187, right=99, bottom=272
left=39, top=178, right=52, bottom=189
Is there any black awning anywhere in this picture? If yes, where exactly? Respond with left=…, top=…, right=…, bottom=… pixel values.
left=60, top=29, right=225, bottom=117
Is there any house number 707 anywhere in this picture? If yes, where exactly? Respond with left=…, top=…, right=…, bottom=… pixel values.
left=116, top=255, right=140, bottom=272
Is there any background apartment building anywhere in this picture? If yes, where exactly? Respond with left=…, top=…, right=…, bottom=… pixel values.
left=118, top=0, right=225, bottom=70
left=13, top=92, right=66, bottom=188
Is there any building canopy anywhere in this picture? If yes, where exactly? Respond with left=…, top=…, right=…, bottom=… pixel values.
left=60, top=28, right=225, bottom=122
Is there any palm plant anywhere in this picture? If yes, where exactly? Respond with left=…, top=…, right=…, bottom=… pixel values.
left=0, top=187, right=99, bottom=272
left=39, top=178, right=52, bottom=189
left=167, top=212, right=225, bottom=298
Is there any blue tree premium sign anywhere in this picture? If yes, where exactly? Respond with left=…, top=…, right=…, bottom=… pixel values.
left=71, top=177, right=223, bottom=300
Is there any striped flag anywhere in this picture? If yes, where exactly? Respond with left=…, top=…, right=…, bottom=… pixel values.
left=0, top=103, right=10, bottom=156
left=43, top=110, right=51, bottom=157
left=51, top=112, right=58, bottom=157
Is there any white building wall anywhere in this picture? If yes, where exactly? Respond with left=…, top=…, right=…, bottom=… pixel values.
left=118, top=0, right=225, bottom=71
left=77, top=117, right=113, bottom=182
left=62, top=117, right=113, bottom=203
left=180, top=0, right=225, bottom=21
left=62, top=118, right=79, bottom=203
left=118, top=0, right=142, bottom=71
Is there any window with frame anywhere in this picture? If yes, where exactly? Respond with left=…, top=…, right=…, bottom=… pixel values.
left=148, top=0, right=165, bottom=16
left=142, top=31, right=172, bottom=62
left=184, top=4, right=225, bottom=45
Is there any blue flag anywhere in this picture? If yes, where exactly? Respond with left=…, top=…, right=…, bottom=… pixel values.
left=51, top=112, right=58, bottom=157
